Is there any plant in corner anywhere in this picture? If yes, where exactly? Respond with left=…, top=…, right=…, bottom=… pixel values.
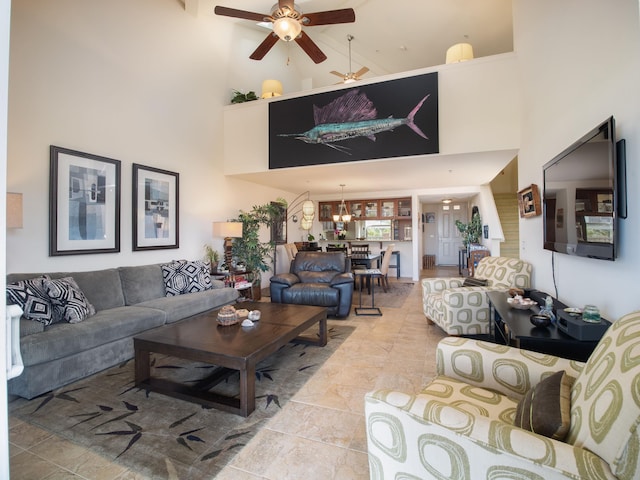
left=232, top=199, right=287, bottom=298
left=455, top=211, right=482, bottom=248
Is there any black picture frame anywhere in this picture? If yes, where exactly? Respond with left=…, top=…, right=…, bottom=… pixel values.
left=132, top=164, right=179, bottom=251
left=49, top=145, right=121, bottom=256
left=269, top=72, right=439, bottom=168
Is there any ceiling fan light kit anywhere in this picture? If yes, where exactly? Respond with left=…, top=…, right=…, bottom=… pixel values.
left=214, top=1, right=355, bottom=63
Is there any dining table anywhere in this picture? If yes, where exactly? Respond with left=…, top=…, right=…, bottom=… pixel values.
left=349, top=252, right=382, bottom=270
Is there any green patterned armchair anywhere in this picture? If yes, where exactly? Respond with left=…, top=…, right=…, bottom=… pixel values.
left=422, top=256, right=532, bottom=335
left=365, top=310, right=640, bottom=479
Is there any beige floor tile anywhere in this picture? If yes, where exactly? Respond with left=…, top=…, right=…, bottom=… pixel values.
left=267, top=401, right=362, bottom=448
left=9, top=420, right=54, bottom=449
left=31, top=437, right=128, bottom=480
left=10, top=450, right=77, bottom=479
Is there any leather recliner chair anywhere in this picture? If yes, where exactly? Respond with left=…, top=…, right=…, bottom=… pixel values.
left=269, top=251, right=354, bottom=318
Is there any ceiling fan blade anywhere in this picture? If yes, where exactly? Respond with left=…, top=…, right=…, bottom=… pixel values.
left=330, top=70, right=346, bottom=78
left=214, top=6, right=267, bottom=22
left=250, top=33, right=279, bottom=60
left=295, top=31, right=327, bottom=64
left=302, top=9, right=355, bottom=26
left=278, top=0, right=295, bottom=12
left=354, top=66, right=370, bottom=78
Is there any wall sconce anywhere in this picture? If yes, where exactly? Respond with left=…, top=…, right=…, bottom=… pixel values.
left=7, top=192, right=23, bottom=229
left=261, top=79, right=283, bottom=99
left=445, top=43, right=474, bottom=64
left=212, top=221, right=243, bottom=272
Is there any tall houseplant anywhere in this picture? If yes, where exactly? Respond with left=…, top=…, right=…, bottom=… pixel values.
left=232, top=199, right=287, bottom=298
left=455, top=211, right=482, bottom=248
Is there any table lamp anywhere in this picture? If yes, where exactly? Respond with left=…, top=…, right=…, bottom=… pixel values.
left=212, top=222, right=243, bottom=272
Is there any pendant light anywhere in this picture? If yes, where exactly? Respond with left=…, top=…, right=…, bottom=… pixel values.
left=333, top=184, right=352, bottom=223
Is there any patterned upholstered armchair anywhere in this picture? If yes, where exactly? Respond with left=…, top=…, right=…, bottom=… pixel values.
left=366, top=310, right=640, bottom=479
left=422, top=256, right=532, bottom=335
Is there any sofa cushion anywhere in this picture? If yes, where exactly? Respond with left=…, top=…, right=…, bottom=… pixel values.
left=18, top=306, right=167, bottom=366
left=514, top=370, right=573, bottom=440
left=66, top=269, right=125, bottom=311
left=44, top=277, right=96, bottom=324
left=119, top=264, right=166, bottom=305
left=281, top=283, right=339, bottom=307
left=6, top=275, right=55, bottom=325
left=161, top=260, right=212, bottom=296
left=135, top=287, right=239, bottom=323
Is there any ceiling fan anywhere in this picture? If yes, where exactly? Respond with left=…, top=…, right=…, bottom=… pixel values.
left=330, top=34, right=369, bottom=84
left=214, top=1, right=356, bottom=64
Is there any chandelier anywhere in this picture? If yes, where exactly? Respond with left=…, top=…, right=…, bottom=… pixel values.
left=333, top=184, right=352, bottom=223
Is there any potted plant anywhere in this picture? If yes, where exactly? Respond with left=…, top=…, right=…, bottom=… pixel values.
left=203, top=244, right=220, bottom=274
left=455, top=211, right=482, bottom=248
left=307, top=233, right=318, bottom=249
left=232, top=199, right=287, bottom=300
left=231, top=90, right=258, bottom=104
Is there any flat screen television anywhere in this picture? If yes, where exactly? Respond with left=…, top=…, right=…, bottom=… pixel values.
left=542, top=116, right=619, bottom=261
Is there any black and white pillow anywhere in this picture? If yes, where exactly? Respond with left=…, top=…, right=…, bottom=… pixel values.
left=44, top=277, right=96, bottom=324
left=162, top=260, right=213, bottom=296
left=6, top=275, right=55, bottom=325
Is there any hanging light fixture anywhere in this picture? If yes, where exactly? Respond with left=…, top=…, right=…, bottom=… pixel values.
left=333, top=184, right=352, bottom=223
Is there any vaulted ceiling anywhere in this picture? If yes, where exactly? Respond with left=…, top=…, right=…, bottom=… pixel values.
left=188, top=0, right=517, bottom=199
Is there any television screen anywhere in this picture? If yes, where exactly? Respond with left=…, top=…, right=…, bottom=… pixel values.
left=542, top=117, right=617, bottom=261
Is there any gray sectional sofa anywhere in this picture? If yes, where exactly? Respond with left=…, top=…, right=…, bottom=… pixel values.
left=7, top=263, right=239, bottom=399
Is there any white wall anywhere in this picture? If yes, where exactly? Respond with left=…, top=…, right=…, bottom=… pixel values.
left=6, top=0, right=299, bottom=274
left=514, top=0, right=640, bottom=320
left=224, top=54, right=522, bottom=176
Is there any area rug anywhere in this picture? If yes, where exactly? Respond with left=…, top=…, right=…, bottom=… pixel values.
left=10, top=325, right=354, bottom=479
left=352, top=281, right=415, bottom=308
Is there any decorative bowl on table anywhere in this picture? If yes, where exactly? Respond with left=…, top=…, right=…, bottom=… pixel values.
left=217, top=305, right=240, bottom=326
left=530, top=314, right=551, bottom=328
left=506, top=296, right=537, bottom=310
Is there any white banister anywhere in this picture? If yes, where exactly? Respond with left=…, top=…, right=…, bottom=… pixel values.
left=6, top=304, right=24, bottom=379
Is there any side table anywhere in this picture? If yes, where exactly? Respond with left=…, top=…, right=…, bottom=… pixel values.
left=487, top=291, right=606, bottom=362
left=354, top=269, right=382, bottom=316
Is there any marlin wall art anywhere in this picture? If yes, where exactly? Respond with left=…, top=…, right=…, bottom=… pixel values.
left=269, top=72, right=438, bottom=169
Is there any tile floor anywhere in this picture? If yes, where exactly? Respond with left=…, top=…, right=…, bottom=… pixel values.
left=8, top=267, right=456, bottom=479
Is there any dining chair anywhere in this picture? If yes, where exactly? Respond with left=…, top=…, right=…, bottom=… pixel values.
left=326, top=245, right=347, bottom=252
left=283, top=243, right=298, bottom=264
left=350, top=244, right=369, bottom=254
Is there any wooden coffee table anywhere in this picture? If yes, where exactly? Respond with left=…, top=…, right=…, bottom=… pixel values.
left=134, top=302, right=327, bottom=417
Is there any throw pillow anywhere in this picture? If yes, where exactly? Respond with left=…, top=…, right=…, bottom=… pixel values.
left=514, top=370, right=574, bottom=440
left=6, top=275, right=55, bottom=325
left=44, top=277, right=96, bottom=324
left=462, top=277, right=488, bottom=287
left=162, top=260, right=213, bottom=296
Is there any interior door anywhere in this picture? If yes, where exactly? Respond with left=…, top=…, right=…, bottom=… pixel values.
left=438, top=203, right=467, bottom=265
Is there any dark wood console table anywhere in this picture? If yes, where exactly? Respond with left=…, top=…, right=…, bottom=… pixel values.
left=487, top=291, right=607, bottom=362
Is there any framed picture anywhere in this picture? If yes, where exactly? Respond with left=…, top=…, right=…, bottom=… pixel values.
left=517, top=184, right=541, bottom=218
left=426, top=212, right=436, bottom=223
left=132, top=164, right=179, bottom=251
left=49, top=146, right=121, bottom=256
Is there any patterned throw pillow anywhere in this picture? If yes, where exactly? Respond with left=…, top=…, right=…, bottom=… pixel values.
left=514, top=370, right=574, bottom=440
left=6, top=275, right=55, bottom=325
left=462, top=277, right=488, bottom=287
left=162, top=260, right=213, bottom=297
left=44, top=277, right=96, bottom=324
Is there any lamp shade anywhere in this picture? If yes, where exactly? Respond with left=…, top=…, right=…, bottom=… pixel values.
left=272, top=17, right=301, bottom=42
left=212, top=221, right=243, bottom=238
left=7, top=193, right=23, bottom=229
left=302, top=200, right=315, bottom=217
left=300, top=217, right=313, bottom=230
left=446, top=43, right=474, bottom=64
left=261, top=79, right=283, bottom=99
